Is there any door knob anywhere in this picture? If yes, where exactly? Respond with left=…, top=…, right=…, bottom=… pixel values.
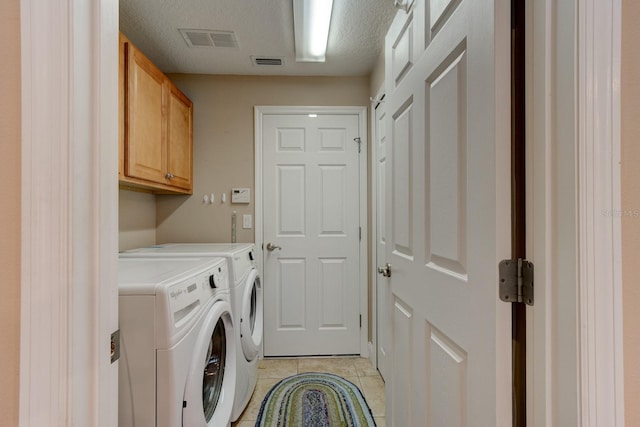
left=266, top=242, right=282, bottom=252
left=377, top=263, right=392, bottom=277
left=165, top=172, right=174, bottom=180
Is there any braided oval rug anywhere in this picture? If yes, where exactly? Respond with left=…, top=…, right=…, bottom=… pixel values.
left=255, top=372, right=377, bottom=427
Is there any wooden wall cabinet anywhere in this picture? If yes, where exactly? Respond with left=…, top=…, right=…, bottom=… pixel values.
left=119, top=33, right=193, bottom=194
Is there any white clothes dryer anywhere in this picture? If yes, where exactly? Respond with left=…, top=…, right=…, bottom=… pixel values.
left=118, top=256, right=236, bottom=427
left=121, top=243, right=263, bottom=421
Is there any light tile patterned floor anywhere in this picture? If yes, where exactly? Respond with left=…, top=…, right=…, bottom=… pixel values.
left=232, top=357, right=385, bottom=427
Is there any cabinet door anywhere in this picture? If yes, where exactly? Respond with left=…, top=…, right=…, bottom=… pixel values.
left=166, top=82, right=193, bottom=190
left=126, top=43, right=167, bottom=184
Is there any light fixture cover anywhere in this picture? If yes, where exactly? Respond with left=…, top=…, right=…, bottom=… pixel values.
left=293, top=0, right=334, bottom=62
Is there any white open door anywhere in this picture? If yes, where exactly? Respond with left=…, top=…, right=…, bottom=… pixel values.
left=382, top=0, right=511, bottom=425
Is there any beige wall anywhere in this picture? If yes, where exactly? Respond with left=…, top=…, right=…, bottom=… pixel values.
left=0, top=0, right=21, bottom=425
left=119, top=189, right=157, bottom=251
left=156, top=74, right=370, bottom=243
left=622, top=1, right=640, bottom=424
left=370, top=49, right=386, bottom=97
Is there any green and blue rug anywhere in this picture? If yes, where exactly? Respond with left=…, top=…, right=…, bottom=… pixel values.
left=255, top=372, right=377, bottom=427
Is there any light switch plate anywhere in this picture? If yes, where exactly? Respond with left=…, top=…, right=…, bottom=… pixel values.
left=242, top=214, right=252, bottom=229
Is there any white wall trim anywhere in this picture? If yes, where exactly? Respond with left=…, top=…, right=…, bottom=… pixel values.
left=369, top=85, right=385, bottom=369
left=525, top=2, right=552, bottom=425
left=20, top=0, right=119, bottom=425
left=254, top=105, right=369, bottom=356
left=527, top=0, right=624, bottom=425
left=20, top=1, right=72, bottom=423
left=576, top=0, right=625, bottom=425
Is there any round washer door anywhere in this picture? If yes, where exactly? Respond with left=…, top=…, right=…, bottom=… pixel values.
left=240, top=269, right=263, bottom=361
left=183, top=299, right=237, bottom=427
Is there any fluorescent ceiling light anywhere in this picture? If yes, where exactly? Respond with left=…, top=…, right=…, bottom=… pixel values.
left=293, top=0, right=334, bottom=62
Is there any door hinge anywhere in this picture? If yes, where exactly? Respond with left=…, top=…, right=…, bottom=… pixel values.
left=354, top=137, right=361, bottom=153
left=359, top=314, right=362, bottom=328
left=499, top=259, right=534, bottom=306
left=359, top=226, right=362, bottom=241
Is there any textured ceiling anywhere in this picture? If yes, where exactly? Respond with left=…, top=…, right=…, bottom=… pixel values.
left=119, top=0, right=398, bottom=76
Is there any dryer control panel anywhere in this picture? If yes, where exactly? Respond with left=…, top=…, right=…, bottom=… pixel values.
left=231, top=247, right=256, bottom=284
left=169, top=278, right=204, bottom=327
left=206, top=262, right=229, bottom=291
left=163, top=259, right=228, bottom=344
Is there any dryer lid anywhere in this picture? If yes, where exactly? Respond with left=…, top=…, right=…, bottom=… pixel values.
left=118, top=257, right=226, bottom=295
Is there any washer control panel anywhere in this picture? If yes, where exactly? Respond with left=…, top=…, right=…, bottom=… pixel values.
left=167, top=259, right=228, bottom=328
left=207, top=262, right=229, bottom=290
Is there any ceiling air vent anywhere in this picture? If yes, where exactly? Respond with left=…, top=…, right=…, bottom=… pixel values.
left=179, top=29, right=239, bottom=49
left=251, top=56, right=284, bottom=66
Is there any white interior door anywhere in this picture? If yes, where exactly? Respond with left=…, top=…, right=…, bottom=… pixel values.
left=374, top=98, right=391, bottom=382
left=383, top=0, right=511, bottom=425
left=261, top=111, right=363, bottom=356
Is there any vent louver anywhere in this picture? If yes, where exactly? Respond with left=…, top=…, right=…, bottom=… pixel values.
left=251, top=56, right=284, bottom=66
left=179, top=29, right=239, bottom=48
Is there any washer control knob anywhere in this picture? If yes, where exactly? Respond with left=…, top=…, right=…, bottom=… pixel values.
left=209, top=274, right=217, bottom=288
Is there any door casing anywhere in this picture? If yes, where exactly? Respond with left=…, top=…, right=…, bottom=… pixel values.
left=19, top=0, right=624, bottom=424
left=19, top=0, right=119, bottom=425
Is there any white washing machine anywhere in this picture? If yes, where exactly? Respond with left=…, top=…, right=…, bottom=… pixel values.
left=118, top=256, right=236, bottom=427
left=121, top=243, right=263, bottom=421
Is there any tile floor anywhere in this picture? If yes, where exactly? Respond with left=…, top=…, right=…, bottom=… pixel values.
left=232, top=357, right=386, bottom=427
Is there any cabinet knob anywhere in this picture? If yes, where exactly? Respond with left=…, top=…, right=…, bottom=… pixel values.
left=165, top=172, right=174, bottom=180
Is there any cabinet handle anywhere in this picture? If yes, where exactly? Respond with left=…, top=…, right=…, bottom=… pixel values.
left=165, top=172, right=174, bottom=180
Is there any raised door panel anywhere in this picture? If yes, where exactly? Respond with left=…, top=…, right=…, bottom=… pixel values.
left=392, top=99, right=415, bottom=259
left=126, top=44, right=166, bottom=184
left=426, top=48, right=467, bottom=278
left=277, top=165, right=306, bottom=236
left=427, top=323, right=467, bottom=427
left=319, top=165, right=347, bottom=235
left=429, top=0, right=463, bottom=40
left=276, top=258, right=307, bottom=329
left=318, top=257, right=348, bottom=328
left=390, top=14, right=414, bottom=89
left=166, top=82, right=193, bottom=190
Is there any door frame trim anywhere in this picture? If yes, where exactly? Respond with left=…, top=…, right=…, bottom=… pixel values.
left=254, top=105, right=369, bottom=357
left=576, top=0, right=625, bottom=423
left=526, top=0, right=624, bottom=424
left=20, top=0, right=119, bottom=425
left=369, top=85, right=385, bottom=370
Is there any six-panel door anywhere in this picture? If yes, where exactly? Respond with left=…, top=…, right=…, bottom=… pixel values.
left=384, top=0, right=512, bottom=425
left=262, top=113, right=362, bottom=356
